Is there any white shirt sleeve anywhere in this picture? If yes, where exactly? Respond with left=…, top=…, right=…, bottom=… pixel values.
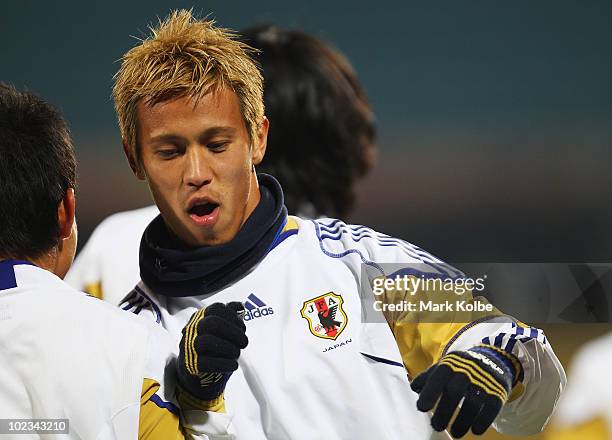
left=447, top=319, right=566, bottom=435
left=322, top=219, right=567, bottom=436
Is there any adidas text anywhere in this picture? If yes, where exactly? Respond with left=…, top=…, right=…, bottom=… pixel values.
left=245, top=307, right=274, bottom=321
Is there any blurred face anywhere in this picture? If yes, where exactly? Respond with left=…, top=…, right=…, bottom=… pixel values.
left=134, top=88, right=268, bottom=247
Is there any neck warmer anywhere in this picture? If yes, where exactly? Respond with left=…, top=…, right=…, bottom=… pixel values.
left=140, top=174, right=287, bottom=297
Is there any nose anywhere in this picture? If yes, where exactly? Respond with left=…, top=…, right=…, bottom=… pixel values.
left=183, top=146, right=213, bottom=188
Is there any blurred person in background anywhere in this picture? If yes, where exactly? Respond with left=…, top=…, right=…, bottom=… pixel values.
left=242, top=24, right=376, bottom=219
left=0, top=83, right=244, bottom=440
left=66, top=23, right=376, bottom=305
left=545, top=331, right=612, bottom=439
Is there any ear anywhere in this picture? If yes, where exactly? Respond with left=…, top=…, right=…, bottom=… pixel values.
left=123, top=140, right=146, bottom=180
left=57, top=188, right=76, bottom=240
left=55, top=188, right=78, bottom=279
left=251, top=116, right=269, bottom=167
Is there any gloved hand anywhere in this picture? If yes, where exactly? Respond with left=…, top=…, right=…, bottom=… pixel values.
left=411, top=344, right=521, bottom=438
left=177, top=302, right=248, bottom=402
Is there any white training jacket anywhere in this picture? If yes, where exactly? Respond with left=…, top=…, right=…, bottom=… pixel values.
left=113, top=215, right=566, bottom=440
left=0, top=260, right=227, bottom=440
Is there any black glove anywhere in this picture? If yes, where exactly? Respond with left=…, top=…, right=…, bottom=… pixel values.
left=177, top=302, right=248, bottom=402
left=411, top=344, right=521, bottom=438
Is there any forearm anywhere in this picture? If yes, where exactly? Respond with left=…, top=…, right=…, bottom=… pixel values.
left=437, top=320, right=566, bottom=435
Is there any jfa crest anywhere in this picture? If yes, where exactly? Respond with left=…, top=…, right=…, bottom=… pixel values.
left=300, top=292, right=347, bottom=340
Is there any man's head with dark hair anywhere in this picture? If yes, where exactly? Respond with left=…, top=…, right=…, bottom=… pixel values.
left=0, top=83, right=77, bottom=276
left=239, top=25, right=376, bottom=218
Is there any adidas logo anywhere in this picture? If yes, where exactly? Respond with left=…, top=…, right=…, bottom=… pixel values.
left=244, top=293, right=274, bottom=321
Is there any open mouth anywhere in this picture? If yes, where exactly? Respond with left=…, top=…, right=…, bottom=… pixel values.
left=189, top=202, right=218, bottom=217
left=188, top=201, right=220, bottom=227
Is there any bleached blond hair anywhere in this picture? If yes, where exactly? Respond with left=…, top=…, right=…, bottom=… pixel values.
left=113, top=9, right=264, bottom=169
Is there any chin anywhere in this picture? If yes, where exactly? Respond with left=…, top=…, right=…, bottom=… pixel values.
left=189, top=231, right=227, bottom=247
left=179, top=219, right=238, bottom=247
left=200, top=234, right=232, bottom=247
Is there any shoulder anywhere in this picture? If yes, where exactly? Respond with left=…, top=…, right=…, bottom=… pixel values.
left=24, top=269, right=150, bottom=334
left=57, top=286, right=151, bottom=334
left=86, top=205, right=159, bottom=247
left=119, top=283, right=163, bottom=325
left=296, top=217, right=459, bottom=276
left=11, top=272, right=154, bottom=358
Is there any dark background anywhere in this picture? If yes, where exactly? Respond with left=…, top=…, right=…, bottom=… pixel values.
left=3, top=3, right=612, bottom=437
left=4, top=0, right=612, bottom=262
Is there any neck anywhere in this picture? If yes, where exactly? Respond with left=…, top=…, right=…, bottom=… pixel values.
left=0, top=249, right=58, bottom=275
left=140, top=173, right=287, bottom=297
left=31, top=251, right=58, bottom=274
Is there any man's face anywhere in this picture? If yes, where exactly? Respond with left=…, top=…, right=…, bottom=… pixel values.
left=134, top=88, right=268, bottom=247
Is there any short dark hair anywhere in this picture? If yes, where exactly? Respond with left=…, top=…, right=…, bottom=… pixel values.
left=239, top=26, right=376, bottom=218
left=0, top=84, right=77, bottom=259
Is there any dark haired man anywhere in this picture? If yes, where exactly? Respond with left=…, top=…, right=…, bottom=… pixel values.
left=241, top=24, right=376, bottom=219
left=0, top=83, right=246, bottom=439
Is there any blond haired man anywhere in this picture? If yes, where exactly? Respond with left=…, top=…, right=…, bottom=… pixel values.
left=110, top=10, right=564, bottom=439
left=66, top=25, right=377, bottom=306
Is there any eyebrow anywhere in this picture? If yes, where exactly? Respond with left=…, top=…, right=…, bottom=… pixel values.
left=201, top=126, right=238, bottom=139
left=149, top=126, right=238, bottom=144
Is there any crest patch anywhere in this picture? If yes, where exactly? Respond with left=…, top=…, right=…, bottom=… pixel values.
left=300, top=292, right=347, bottom=340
